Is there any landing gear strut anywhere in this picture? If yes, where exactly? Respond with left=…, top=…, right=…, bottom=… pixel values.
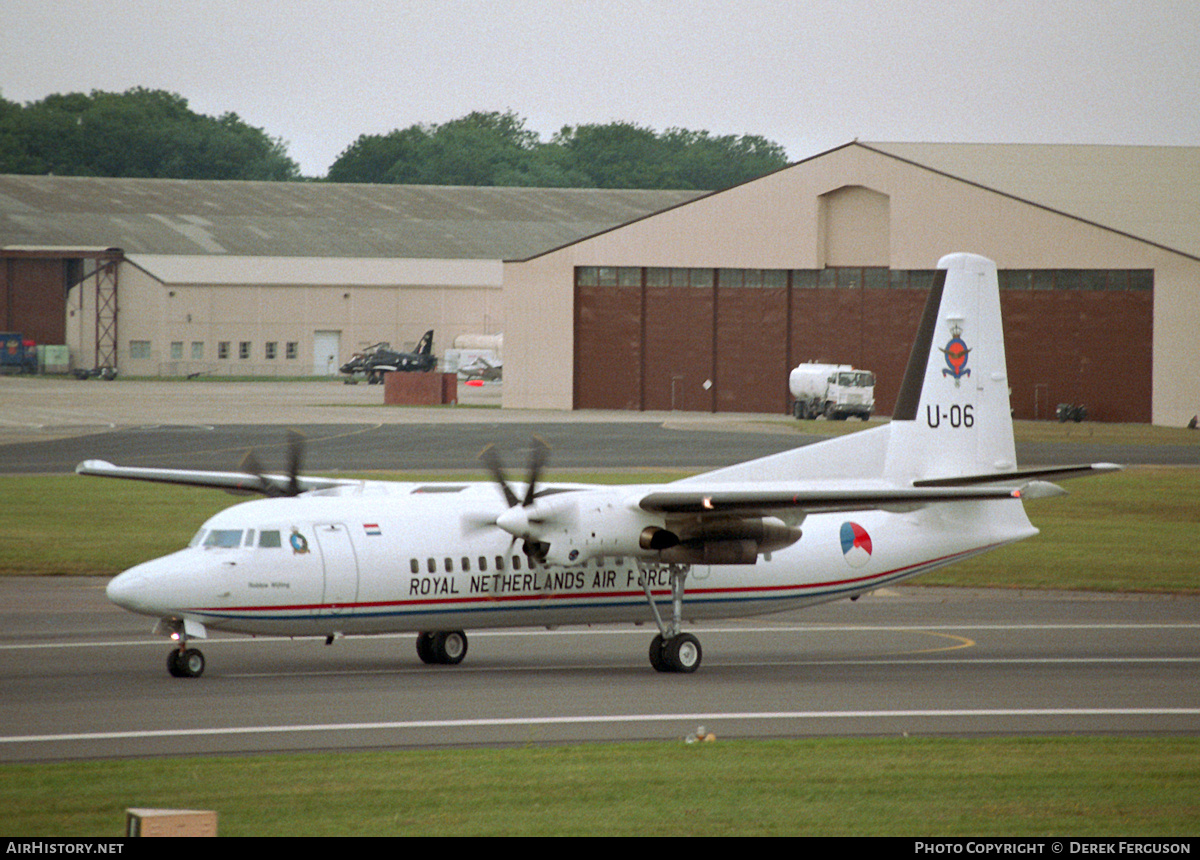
left=638, top=563, right=702, bottom=673
left=416, top=630, right=469, bottom=665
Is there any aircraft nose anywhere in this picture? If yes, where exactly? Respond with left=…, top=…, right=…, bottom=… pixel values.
left=105, top=570, right=141, bottom=610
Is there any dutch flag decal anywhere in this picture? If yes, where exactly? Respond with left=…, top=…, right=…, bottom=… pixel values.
left=839, top=522, right=872, bottom=568
left=364, top=523, right=382, bottom=536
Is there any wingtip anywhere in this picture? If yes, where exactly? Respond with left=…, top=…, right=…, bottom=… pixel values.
left=75, top=459, right=113, bottom=475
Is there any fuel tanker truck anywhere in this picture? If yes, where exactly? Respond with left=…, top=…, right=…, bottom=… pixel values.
left=788, top=363, right=875, bottom=420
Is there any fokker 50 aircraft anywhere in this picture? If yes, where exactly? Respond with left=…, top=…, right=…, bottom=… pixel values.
left=82, top=254, right=1117, bottom=678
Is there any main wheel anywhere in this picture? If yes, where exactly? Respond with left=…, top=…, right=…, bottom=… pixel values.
left=415, top=631, right=438, bottom=664
left=433, top=630, right=468, bottom=665
left=648, top=634, right=669, bottom=672
left=662, top=633, right=702, bottom=673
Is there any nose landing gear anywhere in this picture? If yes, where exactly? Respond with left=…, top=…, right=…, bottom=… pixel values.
left=156, top=617, right=208, bottom=678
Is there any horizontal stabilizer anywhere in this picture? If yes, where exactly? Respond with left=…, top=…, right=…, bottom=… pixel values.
left=913, top=463, right=1122, bottom=488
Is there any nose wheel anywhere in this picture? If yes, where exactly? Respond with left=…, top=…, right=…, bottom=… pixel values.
left=166, top=646, right=205, bottom=678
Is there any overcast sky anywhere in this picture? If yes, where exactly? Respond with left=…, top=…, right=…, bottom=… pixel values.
left=4, top=0, right=1198, bottom=177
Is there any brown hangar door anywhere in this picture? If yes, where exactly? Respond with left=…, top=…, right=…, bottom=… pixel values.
left=573, top=265, right=1153, bottom=422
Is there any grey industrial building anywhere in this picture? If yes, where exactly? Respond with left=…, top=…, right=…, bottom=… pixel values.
left=2, top=142, right=1197, bottom=425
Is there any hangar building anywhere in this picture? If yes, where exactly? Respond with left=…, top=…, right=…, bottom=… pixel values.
left=2, top=142, right=1197, bottom=425
left=504, top=142, right=1199, bottom=426
left=0, top=178, right=700, bottom=377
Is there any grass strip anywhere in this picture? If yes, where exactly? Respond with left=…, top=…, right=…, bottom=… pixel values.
left=2, top=737, right=1196, bottom=837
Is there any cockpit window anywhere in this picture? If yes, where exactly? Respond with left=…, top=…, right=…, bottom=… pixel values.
left=189, top=529, right=206, bottom=547
left=258, top=530, right=282, bottom=548
left=203, top=529, right=244, bottom=548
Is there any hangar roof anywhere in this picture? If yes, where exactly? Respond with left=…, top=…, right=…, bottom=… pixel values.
left=864, top=142, right=1200, bottom=258
left=0, top=175, right=704, bottom=259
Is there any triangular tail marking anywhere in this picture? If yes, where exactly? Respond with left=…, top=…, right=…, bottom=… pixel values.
left=892, top=268, right=947, bottom=422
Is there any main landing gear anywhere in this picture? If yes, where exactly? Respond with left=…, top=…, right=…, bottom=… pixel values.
left=416, top=630, right=469, bottom=665
left=639, top=563, right=702, bottom=673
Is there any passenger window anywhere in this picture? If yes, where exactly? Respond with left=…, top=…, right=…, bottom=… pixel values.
left=427, top=558, right=436, bottom=573
left=512, top=556, right=521, bottom=571
left=478, top=556, right=487, bottom=572
left=410, top=559, right=419, bottom=574
left=461, top=557, right=471, bottom=572
left=444, top=558, right=453, bottom=573
left=258, top=530, right=282, bottom=548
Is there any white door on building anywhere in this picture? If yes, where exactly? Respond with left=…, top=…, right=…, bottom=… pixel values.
left=313, top=330, right=341, bottom=376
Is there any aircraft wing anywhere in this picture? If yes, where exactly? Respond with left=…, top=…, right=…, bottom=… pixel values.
left=638, top=463, right=1119, bottom=517
left=75, top=459, right=356, bottom=495
left=637, top=484, right=1028, bottom=517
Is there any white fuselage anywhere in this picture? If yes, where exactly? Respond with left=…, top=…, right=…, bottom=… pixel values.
left=106, top=480, right=1037, bottom=638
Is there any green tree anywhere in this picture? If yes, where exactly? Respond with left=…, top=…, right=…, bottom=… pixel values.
left=328, top=112, right=789, bottom=190
left=0, top=88, right=300, bottom=180
left=329, top=110, right=565, bottom=186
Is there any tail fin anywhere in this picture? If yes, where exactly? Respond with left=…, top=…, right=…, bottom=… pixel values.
left=415, top=330, right=434, bottom=356
left=884, top=253, right=1016, bottom=483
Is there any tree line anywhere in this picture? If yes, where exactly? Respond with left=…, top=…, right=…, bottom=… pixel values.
left=0, top=89, right=790, bottom=190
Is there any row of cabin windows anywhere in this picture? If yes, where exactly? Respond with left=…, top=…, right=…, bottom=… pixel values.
left=414, top=555, right=529, bottom=574
left=410, top=555, right=621, bottom=574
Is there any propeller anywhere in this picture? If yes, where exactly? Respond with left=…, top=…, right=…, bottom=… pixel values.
left=237, top=430, right=306, bottom=497
left=475, top=436, right=552, bottom=562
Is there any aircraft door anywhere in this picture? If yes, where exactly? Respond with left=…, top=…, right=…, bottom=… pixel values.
left=312, top=523, right=359, bottom=614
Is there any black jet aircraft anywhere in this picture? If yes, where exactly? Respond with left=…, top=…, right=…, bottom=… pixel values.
left=340, top=330, right=436, bottom=384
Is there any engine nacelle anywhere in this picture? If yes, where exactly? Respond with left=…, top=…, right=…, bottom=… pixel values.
left=537, top=494, right=802, bottom=567
left=537, top=491, right=667, bottom=566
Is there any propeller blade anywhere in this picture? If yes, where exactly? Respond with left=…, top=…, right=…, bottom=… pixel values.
left=522, top=435, right=550, bottom=507
left=236, top=450, right=272, bottom=496
left=478, top=436, right=555, bottom=565
left=285, top=430, right=304, bottom=497
left=479, top=443, right=520, bottom=507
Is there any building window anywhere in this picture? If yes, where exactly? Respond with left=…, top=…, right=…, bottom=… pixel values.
left=191, top=341, right=204, bottom=360
left=239, top=341, right=251, bottom=360
left=169, top=341, right=183, bottom=360
left=218, top=341, right=230, bottom=360
left=129, top=341, right=151, bottom=359
left=265, top=341, right=277, bottom=360
left=286, top=342, right=298, bottom=360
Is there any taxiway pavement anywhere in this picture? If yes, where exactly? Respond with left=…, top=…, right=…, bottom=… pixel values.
left=1, top=577, right=1197, bottom=761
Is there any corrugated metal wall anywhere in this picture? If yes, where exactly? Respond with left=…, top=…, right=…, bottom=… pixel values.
left=574, top=267, right=1153, bottom=422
